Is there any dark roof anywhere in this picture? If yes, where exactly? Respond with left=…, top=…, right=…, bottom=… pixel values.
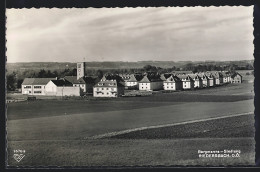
left=94, top=80, right=124, bottom=87
left=139, top=74, right=162, bottom=83
left=127, top=74, right=143, bottom=82
left=22, top=78, right=56, bottom=85
left=51, top=79, right=73, bottom=87
left=64, top=76, right=85, bottom=84
left=231, top=72, right=242, bottom=78
left=164, top=75, right=181, bottom=82
left=176, top=74, right=194, bottom=81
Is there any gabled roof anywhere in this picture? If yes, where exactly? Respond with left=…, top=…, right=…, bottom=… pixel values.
left=127, top=74, right=143, bottom=82
left=22, top=78, right=56, bottom=85
left=197, top=73, right=209, bottom=80
left=64, top=76, right=85, bottom=84
left=51, top=79, right=73, bottom=87
left=94, top=80, right=124, bottom=87
left=176, top=74, right=194, bottom=82
left=165, top=75, right=181, bottom=82
left=139, top=74, right=162, bottom=83
left=160, top=73, right=172, bottom=81
left=231, top=72, right=242, bottom=78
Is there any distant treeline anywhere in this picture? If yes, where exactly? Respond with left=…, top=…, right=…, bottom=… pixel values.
left=6, top=62, right=254, bottom=91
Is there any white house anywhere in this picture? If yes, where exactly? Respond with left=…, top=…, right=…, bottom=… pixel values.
left=123, top=74, right=143, bottom=89
left=139, top=74, right=163, bottom=91
left=163, top=75, right=182, bottom=91
left=231, top=72, right=242, bottom=83
left=189, top=74, right=203, bottom=88
left=205, top=73, right=216, bottom=87
left=93, top=79, right=124, bottom=97
left=45, top=79, right=82, bottom=96
left=177, top=74, right=194, bottom=90
left=212, top=72, right=224, bottom=85
left=21, top=78, right=57, bottom=95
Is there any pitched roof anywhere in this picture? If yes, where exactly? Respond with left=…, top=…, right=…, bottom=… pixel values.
left=22, top=78, right=56, bottom=85
left=176, top=74, right=194, bottom=81
left=64, top=76, right=86, bottom=84
left=51, top=79, right=73, bottom=87
left=165, top=75, right=181, bottom=82
left=94, top=80, right=124, bottom=87
left=139, top=74, right=162, bottom=83
left=127, top=74, right=143, bottom=82
left=231, top=72, right=242, bottom=78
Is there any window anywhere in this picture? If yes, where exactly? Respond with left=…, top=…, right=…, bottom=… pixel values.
left=34, top=86, right=41, bottom=89
left=107, top=88, right=109, bottom=90
left=24, top=86, right=31, bottom=89
left=102, top=88, right=104, bottom=90
left=34, top=91, right=41, bottom=93
left=78, top=64, right=81, bottom=68
left=97, top=88, right=99, bottom=91
left=107, top=92, right=109, bottom=95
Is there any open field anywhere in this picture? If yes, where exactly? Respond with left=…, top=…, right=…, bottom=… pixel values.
left=6, top=82, right=255, bottom=166
left=7, top=114, right=255, bottom=166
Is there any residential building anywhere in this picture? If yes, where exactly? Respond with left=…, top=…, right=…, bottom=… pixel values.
left=205, top=72, right=216, bottom=87
left=189, top=74, right=203, bottom=88
left=176, top=74, right=194, bottom=90
left=21, top=78, right=56, bottom=95
left=197, top=73, right=210, bottom=87
left=231, top=72, right=243, bottom=83
left=212, top=72, right=224, bottom=85
left=124, top=74, right=143, bottom=89
left=139, top=74, right=163, bottom=91
left=64, top=76, right=96, bottom=93
left=163, top=74, right=182, bottom=91
left=93, top=79, right=125, bottom=97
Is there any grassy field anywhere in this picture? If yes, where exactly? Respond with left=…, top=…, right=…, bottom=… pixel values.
left=7, top=114, right=255, bottom=166
left=6, top=82, right=255, bottom=166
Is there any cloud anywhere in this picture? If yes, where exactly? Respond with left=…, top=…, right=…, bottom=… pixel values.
left=6, top=6, right=253, bottom=62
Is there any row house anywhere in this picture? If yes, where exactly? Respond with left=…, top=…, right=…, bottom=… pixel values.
left=205, top=72, right=216, bottom=87
left=163, top=74, right=182, bottom=91
left=189, top=74, right=203, bottom=88
left=120, top=74, right=143, bottom=89
left=221, top=71, right=232, bottom=83
left=212, top=72, right=224, bottom=85
left=139, top=74, right=163, bottom=91
left=197, top=73, right=210, bottom=87
left=21, top=78, right=57, bottom=95
left=177, top=74, right=195, bottom=90
left=231, top=73, right=242, bottom=83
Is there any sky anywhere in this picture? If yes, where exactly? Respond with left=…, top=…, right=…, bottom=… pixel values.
left=6, top=6, right=254, bottom=63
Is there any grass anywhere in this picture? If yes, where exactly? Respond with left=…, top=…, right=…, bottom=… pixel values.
left=5, top=82, right=255, bottom=166
left=7, top=113, right=255, bottom=167
left=111, top=113, right=254, bottom=139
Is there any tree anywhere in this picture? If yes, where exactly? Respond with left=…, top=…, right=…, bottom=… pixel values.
left=96, top=70, right=103, bottom=78
left=7, top=72, right=17, bottom=91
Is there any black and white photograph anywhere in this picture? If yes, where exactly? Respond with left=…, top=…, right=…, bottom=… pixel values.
left=5, top=6, right=255, bottom=167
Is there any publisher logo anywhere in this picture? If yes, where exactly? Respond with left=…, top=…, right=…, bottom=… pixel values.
left=13, top=149, right=25, bottom=162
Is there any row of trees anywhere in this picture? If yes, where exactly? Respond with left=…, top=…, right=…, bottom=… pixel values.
left=6, top=62, right=253, bottom=91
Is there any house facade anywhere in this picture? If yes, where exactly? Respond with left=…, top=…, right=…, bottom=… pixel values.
left=45, top=79, right=82, bottom=96
left=212, top=72, right=223, bottom=85
left=189, top=74, right=203, bottom=88
left=22, top=78, right=57, bottom=95
left=123, top=74, right=143, bottom=89
left=231, top=73, right=242, bottom=83
left=163, top=75, right=182, bottom=91
left=93, top=79, right=124, bottom=97
left=139, top=74, right=163, bottom=91
left=177, top=74, right=195, bottom=90
left=205, top=73, right=216, bottom=87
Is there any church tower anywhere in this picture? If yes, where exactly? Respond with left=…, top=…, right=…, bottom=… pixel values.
left=77, top=62, right=86, bottom=80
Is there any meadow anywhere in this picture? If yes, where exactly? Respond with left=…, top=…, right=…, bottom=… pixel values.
left=6, top=79, right=255, bottom=166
